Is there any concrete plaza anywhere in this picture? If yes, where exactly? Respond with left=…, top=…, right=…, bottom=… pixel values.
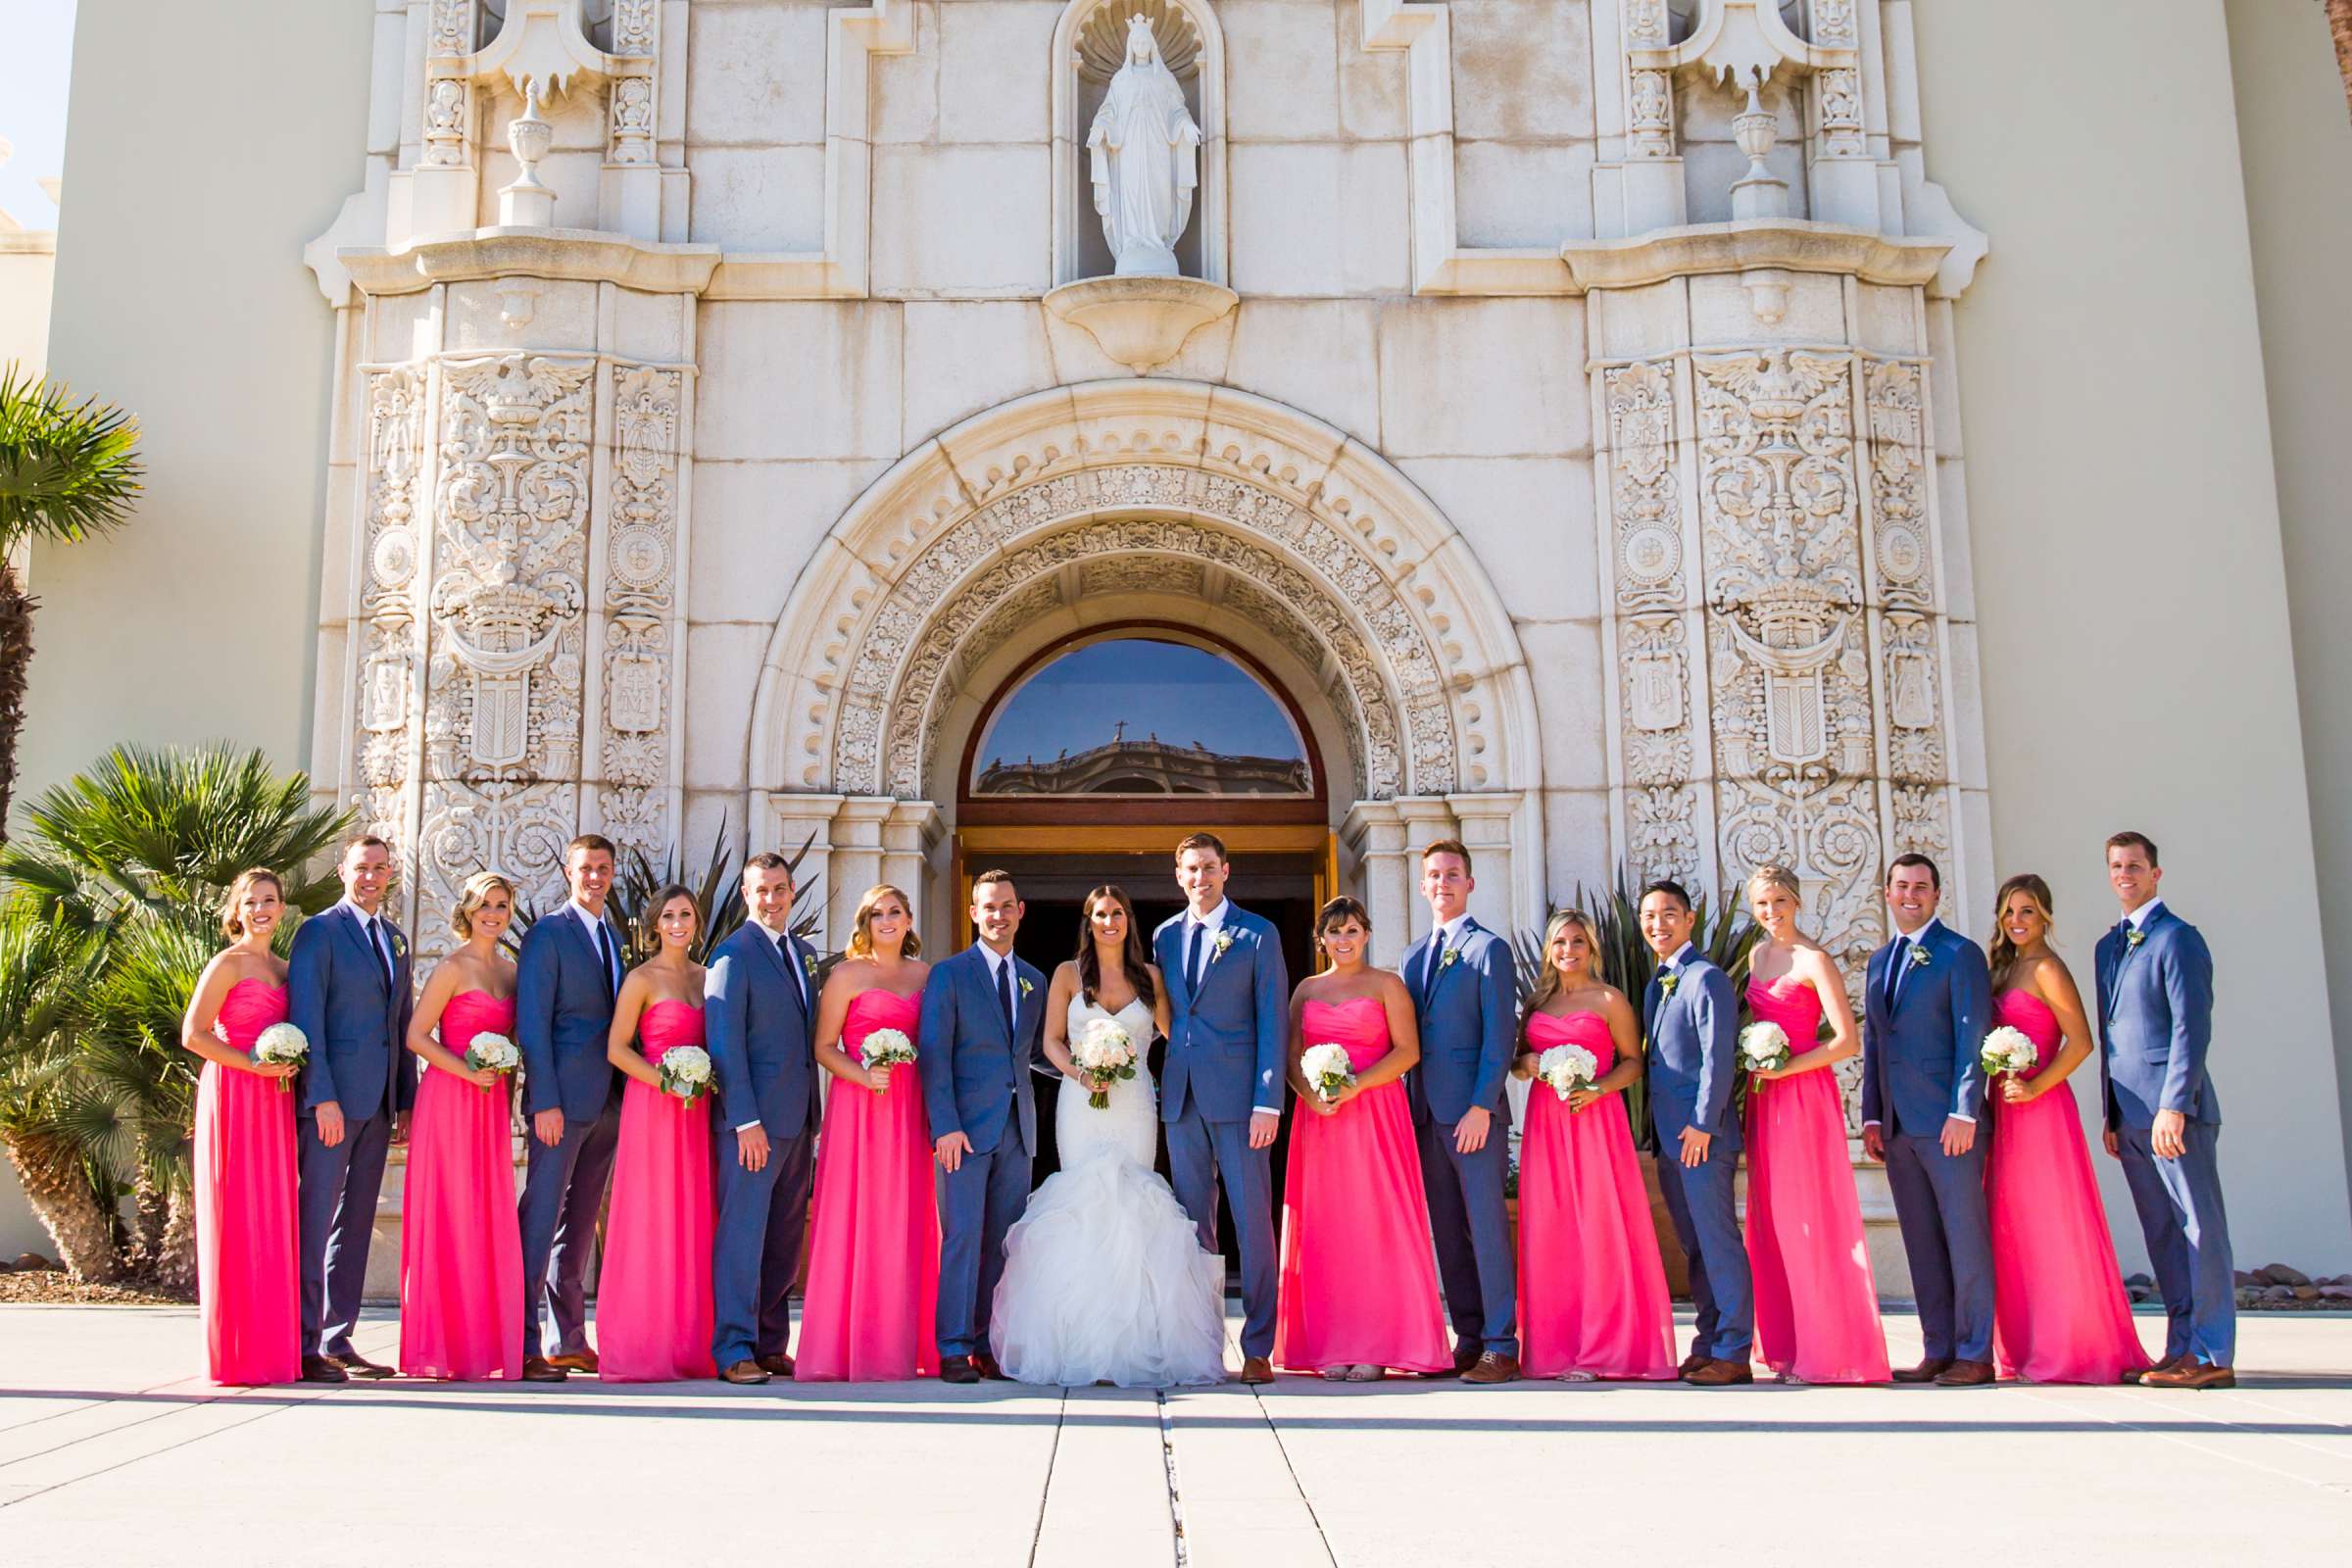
left=2, top=1305, right=2348, bottom=1566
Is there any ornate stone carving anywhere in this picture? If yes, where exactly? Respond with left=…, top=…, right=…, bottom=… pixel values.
left=1086, top=17, right=1202, bottom=279
left=358, top=369, right=428, bottom=868
left=611, top=0, right=657, bottom=56
left=1605, top=361, right=1684, bottom=612
left=597, top=364, right=682, bottom=866
left=429, top=0, right=476, bottom=57
left=422, top=78, right=471, bottom=169
left=1628, top=70, right=1677, bottom=160
left=609, top=74, right=655, bottom=166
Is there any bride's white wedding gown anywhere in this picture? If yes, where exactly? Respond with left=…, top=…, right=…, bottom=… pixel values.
left=988, top=994, right=1229, bottom=1387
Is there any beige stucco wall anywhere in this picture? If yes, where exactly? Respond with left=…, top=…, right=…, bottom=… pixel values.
left=0, top=241, right=53, bottom=377
left=1912, top=0, right=2352, bottom=1269
left=2225, top=0, right=2352, bottom=1252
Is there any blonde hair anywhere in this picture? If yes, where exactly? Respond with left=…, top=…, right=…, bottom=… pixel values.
left=847, top=883, right=921, bottom=960
left=1987, top=872, right=2055, bottom=994
left=220, top=868, right=285, bottom=940
left=450, top=870, right=518, bottom=940
left=1746, top=862, right=1801, bottom=904
left=1519, top=908, right=1605, bottom=1052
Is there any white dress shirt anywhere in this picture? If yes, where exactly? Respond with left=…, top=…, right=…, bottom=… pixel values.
left=341, top=897, right=395, bottom=978
left=2123, top=897, right=2166, bottom=933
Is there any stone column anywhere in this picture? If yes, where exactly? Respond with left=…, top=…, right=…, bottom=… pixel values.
left=1341, top=800, right=1413, bottom=969
left=882, top=800, right=945, bottom=938
left=1446, top=791, right=1533, bottom=939
left=767, top=794, right=848, bottom=952
left=827, top=797, right=898, bottom=940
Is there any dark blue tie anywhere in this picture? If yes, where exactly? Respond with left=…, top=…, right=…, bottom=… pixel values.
left=1187, top=921, right=1206, bottom=993
left=595, top=919, right=619, bottom=1002
left=368, top=917, right=395, bottom=993
left=1884, top=937, right=1910, bottom=1011
left=996, top=954, right=1016, bottom=1037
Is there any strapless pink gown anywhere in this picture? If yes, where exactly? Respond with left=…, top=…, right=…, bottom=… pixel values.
left=1517, top=1011, right=1676, bottom=1380
left=1274, top=997, right=1449, bottom=1374
left=1986, top=990, right=2151, bottom=1383
left=1743, top=975, right=1889, bottom=1384
left=196, top=979, right=301, bottom=1385
left=799, top=988, right=940, bottom=1381
left=400, top=990, right=524, bottom=1380
left=600, top=999, right=717, bottom=1382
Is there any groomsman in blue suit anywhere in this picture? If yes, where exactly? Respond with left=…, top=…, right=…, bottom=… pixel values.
left=1640, top=879, right=1753, bottom=1386
left=1861, top=853, right=1996, bottom=1386
left=1154, top=832, right=1288, bottom=1385
left=919, top=869, right=1048, bottom=1384
left=286, top=835, right=414, bottom=1383
left=514, top=834, right=626, bottom=1382
left=1400, top=840, right=1519, bottom=1383
left=705, top=852, right=824, bottom=1385
left=2096, top=831, right=2234, bottom=1389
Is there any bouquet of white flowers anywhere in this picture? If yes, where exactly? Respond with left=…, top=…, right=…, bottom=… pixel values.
left=1980, top=1024, right=2039, bottom=1080
left=1072, top=1016, right=1138, bottom=1110
left=251, top=1021, right=310, bottom=1093
left=1298, top=1042, right=1356, bottom=1105
left=464, top=1030, right=519, bottom=1076
left=659, top=1045, right=714, bottom=1105
left=1739, top=1020, right=1792, bottom=1076
left=859, top=1027, right=916, bottom=1071
left=1535, top=1042, right=1599, bottom=1103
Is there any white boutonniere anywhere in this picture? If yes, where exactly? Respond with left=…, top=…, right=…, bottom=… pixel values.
left=1210, top=930, right=1234, bottom=963
left=2126, top=928, right=2146, bottom=950
left=1907, top=945, right=1932, bottom=971
left=388, top=930, right=406, bottom=957
left=1439, top=946, right=1461, bottom=971
left=803, top=952, right=819, bottom=982
left=1018, top=975, right=1034, bottom=997
left=1658, top=971, right=1679, bottom=998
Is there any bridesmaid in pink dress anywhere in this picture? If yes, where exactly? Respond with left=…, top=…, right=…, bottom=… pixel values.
left=1741, top=864, right=1890, bottom=1385
left=1511, top=908, right=1676, bottom=1381
left=799, top=883, right=939, bottom=1381
left=398, top=871, right=525, bottom=1381
left=1984, top=873, right=2151, bottom=1384
left=180, top=869, right=302, bottom=1386
left=599, top=885, right=718, bottom=1382
left=1275, top=898, right=1449, bottom=1380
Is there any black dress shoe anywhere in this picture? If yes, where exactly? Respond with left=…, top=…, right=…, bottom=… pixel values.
left=939, top=1355, right=980, bottom=1385
left=974, top=1350, right=1010, bottom=1382
left=1452, top=1342, right=1484, bottom=1377
left=718, top=1360, right=772, bottom=1386
left=521, top=1356, right=569, bottom=1384
left=328, top=1350, right=394, bottom=1381
left=300, top=1355, right=348, bottom=1384
left=1891, top=1357, right=1953, bottom=1384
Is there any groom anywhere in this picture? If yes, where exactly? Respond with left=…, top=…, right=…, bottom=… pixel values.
left=919, top=869, right=1048, bottom=1384
left=2097, top=831, right=2234, bottom=1389
left=1861, top=853, right=1996, bottom=1386
left=1154, top=832, right=1288, bottom=1385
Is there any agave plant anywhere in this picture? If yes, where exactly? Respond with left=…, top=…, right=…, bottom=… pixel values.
left=507, top=822, right=821, bottom=964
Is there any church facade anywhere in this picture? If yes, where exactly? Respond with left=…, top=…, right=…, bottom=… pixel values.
left=22, top=0, right=2352, bottom=1271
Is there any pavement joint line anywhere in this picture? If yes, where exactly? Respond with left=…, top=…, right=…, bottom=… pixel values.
left=0, top=1391, right=306, bottom=1511
left=2108, top=1386, right=2352, bottom=1467
left=2012, top=1386, right=2352, bottom=1495
left=1249, top=1385, right=1339, bottom=1567
left=1025, top=1384, right=1067, bottom=1568
left=1156, top=1389, right=1186, bottom=1568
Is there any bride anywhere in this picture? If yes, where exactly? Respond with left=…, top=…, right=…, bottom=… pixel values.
left=989, top=885, right=1229, bottom=1387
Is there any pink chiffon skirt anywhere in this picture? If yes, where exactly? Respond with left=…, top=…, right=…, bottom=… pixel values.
left=398, top=1066, right=524, bottom=1380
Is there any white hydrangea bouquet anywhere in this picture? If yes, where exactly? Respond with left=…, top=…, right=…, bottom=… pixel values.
left=1980, top=1025, right=2039, bottom=1080
left=464, top=1031, right=519, bottom=1076
left=1072, top=1015, right=1138, bottom=1109
left=1738, top=1020, right=1792, bottom=1076
left=250, top=1021, right=310, bottom=1093
left=1536, top=1042, right=1599, bottom=1103
left=659, top=1044, right=714, bottom=1105
left=859, top=1027, right=916, bottom=1071
left=1299, top=1042, right=1356, bottom=1105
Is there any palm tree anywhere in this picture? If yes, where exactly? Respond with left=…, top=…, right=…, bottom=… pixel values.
left=0, top=903, right=120, bottom=1278
left=2329, top=0, right=2352, bottom=123
left=0, top=367, right=143, bottom=842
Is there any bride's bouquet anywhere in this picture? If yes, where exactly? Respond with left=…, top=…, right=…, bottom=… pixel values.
left=464, top=1030, right=519, bottom=1076
left=1073, top=1016, right=1138, bottom=1110
left=659, top=1045, right=714, bottom=1105
left=1980, top=1025, right=2038, bottom=1080
left=1299, top=1042, right=1356, bottom=1105
left=859, top=1026, right=916, bottom=1075
left=250, top=1021, right=310, bottom=1093
left=1535, top=1042, right=1598, bottom=1103
left=1738, top=1020, right=1792, bottom=1076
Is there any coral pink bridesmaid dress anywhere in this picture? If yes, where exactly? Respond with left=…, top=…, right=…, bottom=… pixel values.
left=1274, top=997, right=1449, bottom=1375
left=1743, top=974, right=1890, bottom=1384
left=1517, top=1010, right=1677, bottom=1380
left=399, top=989, right=524, bottom=1380
left=798, top=987, right=940, bottom=1381
left=1986, top=989, right=2151, bottom=1383
left=196, top=979, right=302, bottom=1386
left=600, top=999, right=718, bottom=1382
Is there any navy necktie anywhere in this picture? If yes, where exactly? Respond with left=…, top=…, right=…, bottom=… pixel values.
left=1884, top=937, right=1910, bottom=1011
left=1187, top=921, right=1206, bottom=993
left=996, top=954, right=1015, bottom=1037
left=368, top=916, right=395, bottom=993
left=595, top=919, right=619, bottom=1002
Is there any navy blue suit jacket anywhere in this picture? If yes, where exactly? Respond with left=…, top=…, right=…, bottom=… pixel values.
left=1153, top=906, right=1288, bottom=1124
left=1861, top=920, right=1992, bottom=1137
left=1642, top=949, right=1739, bottom=1147
left=285, top=903, right=415, bottom=1120
left=1399, top=918, right=1516, bottom=1126
left=514, top=906, right=624, bottom=1121
left=2095, top=905, right=2219, bottom=1131
left=703, top=921, right=822, bottom=1137
left=916, top=944, right=1047, bottom=1155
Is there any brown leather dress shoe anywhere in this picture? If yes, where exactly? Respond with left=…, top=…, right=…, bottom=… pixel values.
left=546, top=1348, right=600, bottom=1375
left=2141, top=1360, right=2235, bottom=1390
left=300, top=1355, right=348, bottom=1384
left=1460, top=1353, right=1521, bottom=1385
left=1452, top=1342, right=1484, bottom=1377
left=1935, top=1359, right=1995, bottom=1387
left=756, top=1353, right=796, bottom=1378
left=328, top=1351, right=395, bottom=1381
left=521, top=1356, right=568, bottom=1383
left=974, top=1350, right=1011, bottom=1382
left=1678, top=1350, right=1709, bottom=1378
left=718, top=1359, right=772, bottom=1385
left=1684, top=1358, right=1754, bottom=1387
left=1239, top=1355, right=1275, bottom=1385
left=939, top=1355, right=980, bottom=1385
left=1891, top=1357, right=1953, bottom=1384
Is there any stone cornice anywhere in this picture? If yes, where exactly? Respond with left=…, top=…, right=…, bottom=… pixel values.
left=1559, top=220, right=1953, bottom=293
left=340, top=227, right=721, bottom=296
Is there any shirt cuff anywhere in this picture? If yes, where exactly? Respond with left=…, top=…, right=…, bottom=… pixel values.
left=1949, top=1112, right=1977, bottom=1124
left=1251, top=1104, right=1281, bottom=1116
left=1861, top=1119, right=1882, bottom=1130
left=734, top=1119, right=760, bottom=1132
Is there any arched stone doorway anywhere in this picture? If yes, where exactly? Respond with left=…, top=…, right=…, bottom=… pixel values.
left=747, top=381, right=1542, bottom=961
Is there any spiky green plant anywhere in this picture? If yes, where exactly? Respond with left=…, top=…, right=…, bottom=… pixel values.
left=509, top=822, right=820, bottom=962
left=0, top=903, right=119, bottom=1278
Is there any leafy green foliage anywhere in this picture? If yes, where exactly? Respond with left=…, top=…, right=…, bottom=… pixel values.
left=508, top=822, right=821, bottom=964
left=0, top=367, right=143, bottom=552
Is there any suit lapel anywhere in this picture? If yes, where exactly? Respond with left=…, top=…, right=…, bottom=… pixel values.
left=336, top=906, right=388, bottom=997
left=1402, top=932, right=1434, bottom=1010
left=1426, top=918, right=1477, bottom=1004
left=752, top=926, right=807, bottom=1017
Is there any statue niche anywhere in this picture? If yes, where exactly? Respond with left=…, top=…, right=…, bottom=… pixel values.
left=1086, top=16, right=1202, bottom=278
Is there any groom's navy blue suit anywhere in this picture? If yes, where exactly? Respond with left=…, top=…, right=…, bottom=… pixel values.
left=918, top=942, right=1047, bottom=1359
left=1154, top=904, right=1288, bottom=1360
left=2096, top=901, right=2232, bottom=1367
left=514, top=903, right=625, bottom=1360
left=1642, top=944, right=1752, bottom=1362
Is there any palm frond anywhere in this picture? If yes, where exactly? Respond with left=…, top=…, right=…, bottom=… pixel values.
left=0, top=366, right=143, bottom=551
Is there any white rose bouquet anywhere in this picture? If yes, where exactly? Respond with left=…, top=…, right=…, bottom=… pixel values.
left=1739, top=1020, right=1792, bottom=1077
left=1299, top=1042, right=1356, bottom=1106
left=859, top=1026, right=916, bottom=1071
left=464, top=1030, right=519, bottom=1076
left=1536, top=1042, right=1599, bottom=1103
left=659, top=1045, right=714, bottom=1105
left=1072, top=1016, right=1138, bottom=1110
left=1980, top=1025, right=2039, bottom=1080
left=251, top=1021, right=310, bottom=1093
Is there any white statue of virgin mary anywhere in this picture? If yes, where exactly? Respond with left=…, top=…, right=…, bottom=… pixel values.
left=1086, top=16, right=1202, bottom=277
